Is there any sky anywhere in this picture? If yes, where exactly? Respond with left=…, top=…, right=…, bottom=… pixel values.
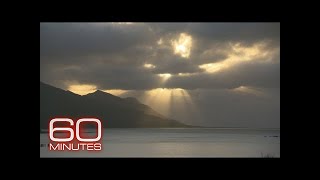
left=40, top=23, right=280, bottom=128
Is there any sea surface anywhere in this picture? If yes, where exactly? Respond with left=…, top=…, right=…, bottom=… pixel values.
left=40, top=128, right=280, bottom=157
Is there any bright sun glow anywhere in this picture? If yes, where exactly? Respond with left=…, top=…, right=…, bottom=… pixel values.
left=178, top=73, right=197, bottom=76
left=171, top=33, right=192, bottom=58
left=68, top=84, right=97, bottom=95
left=144, top=63, right=156, bottom=69
left=158, top=73, right=172, bottom=79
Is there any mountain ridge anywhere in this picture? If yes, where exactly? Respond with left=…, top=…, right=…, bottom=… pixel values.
left=40, top=82, right=191, bottom=129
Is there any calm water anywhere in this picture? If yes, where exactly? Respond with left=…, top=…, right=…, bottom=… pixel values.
left=40, top=128, right=280, bottom=157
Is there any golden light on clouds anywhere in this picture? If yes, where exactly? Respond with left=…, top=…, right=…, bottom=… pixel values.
left=103, top=89, right=128, bottom=96
left=232, top=86, right=265, bottom=96
left=199, top=63, right=228, bottom=73
left=68, top=84, right=97, bottom=95
left=199, top=42, right=276, bottom=73
left=144, top=63, right=156, bottom=69
left=68, top=84, right=128, bottom=96
left=231, top=42, right=271, bottom=59
left=171, top=33, right=192, bottom=58
left=158, top=73, right=172, bottom=80
left=178, top=72, right=197, bottom=76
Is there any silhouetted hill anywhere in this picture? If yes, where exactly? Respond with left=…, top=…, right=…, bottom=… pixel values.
left=40, top=82, right=191, bottom=129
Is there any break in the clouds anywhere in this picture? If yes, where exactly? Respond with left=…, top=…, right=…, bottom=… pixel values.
left=40, top=23, right=280, bottom=128
left=40, top=23, right=279, bottom=90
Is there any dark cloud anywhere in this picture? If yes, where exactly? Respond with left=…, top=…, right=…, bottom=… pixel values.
left=186, top=23, right=280, bottom=42
left=40, top=23, right=156, bottom=64
left=40, top=22, right=280, bottom=128
left=40, top=22, right=280, bottom=91
left=163, top=65, right=279, bottom=89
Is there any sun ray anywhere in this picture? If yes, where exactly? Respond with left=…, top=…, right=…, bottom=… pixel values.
left=138, top=88, right=198, bottom=124
left=158, top=73, right=172, bottom=83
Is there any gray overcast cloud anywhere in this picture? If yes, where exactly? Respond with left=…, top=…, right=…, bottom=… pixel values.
left=40, top=22, right=280, bottom=128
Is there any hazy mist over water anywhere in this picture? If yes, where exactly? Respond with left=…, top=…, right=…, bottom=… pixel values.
left=40, top=128, right=280, bottom=157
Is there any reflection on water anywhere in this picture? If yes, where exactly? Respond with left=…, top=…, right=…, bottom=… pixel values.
left=40, top=128, right=280, bottom=157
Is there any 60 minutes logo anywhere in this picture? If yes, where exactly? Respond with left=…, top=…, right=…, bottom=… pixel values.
left=49, top=118, right=102, bottom=151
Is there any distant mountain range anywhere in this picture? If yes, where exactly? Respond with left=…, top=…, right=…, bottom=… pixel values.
left=40, top=82, right=191, bottom=129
